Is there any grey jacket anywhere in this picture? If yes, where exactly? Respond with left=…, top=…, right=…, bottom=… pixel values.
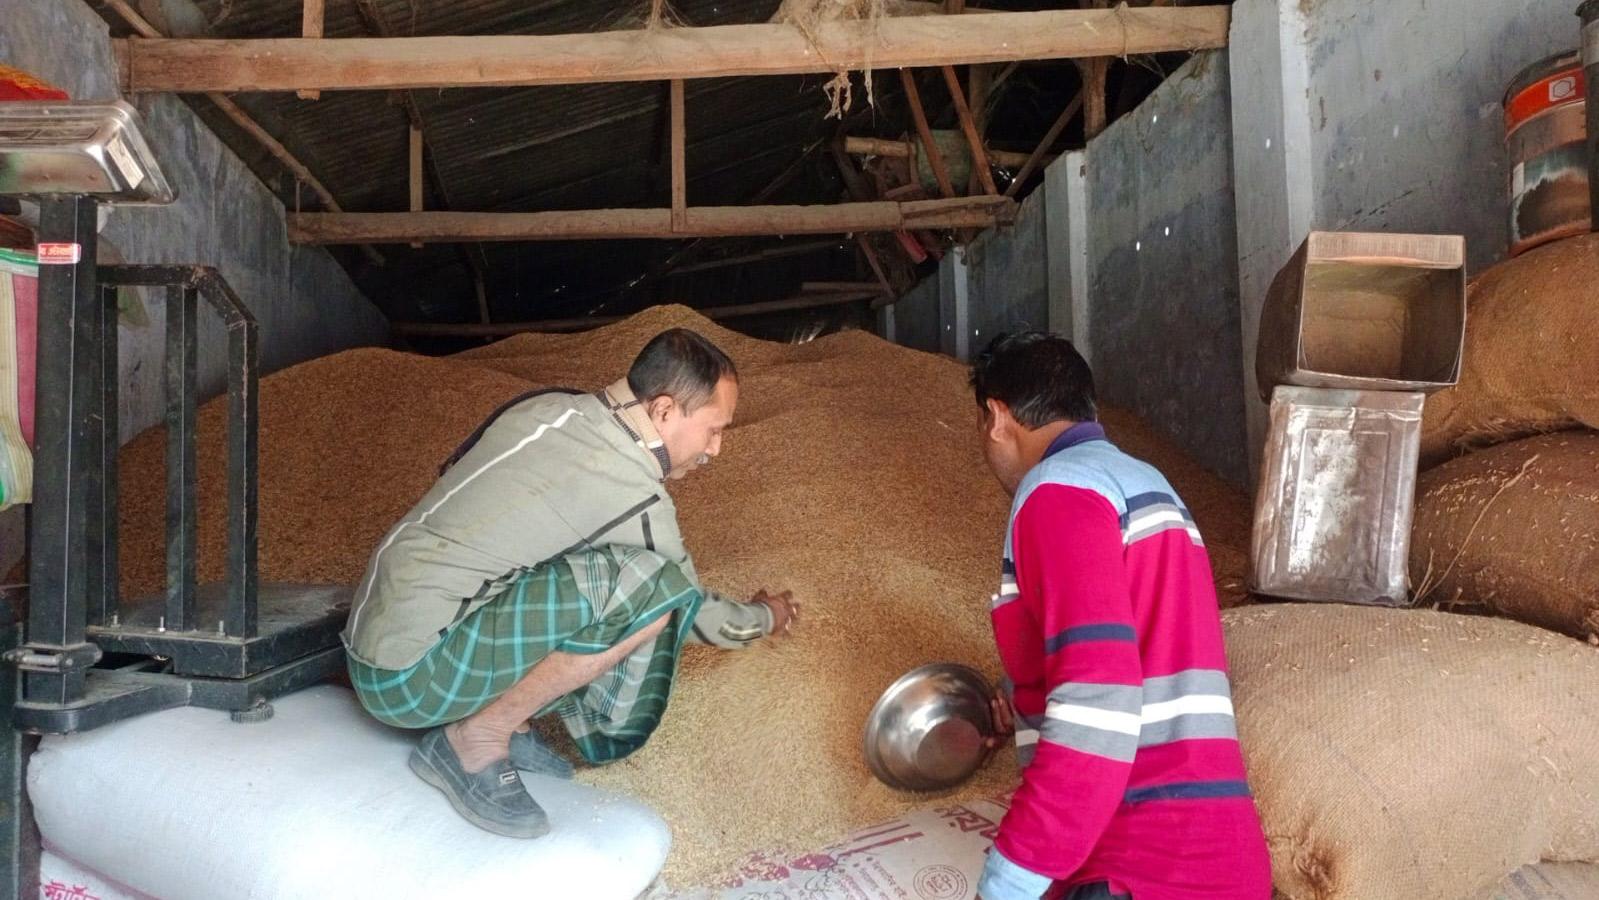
left=343, top=380, right=770, bottom=670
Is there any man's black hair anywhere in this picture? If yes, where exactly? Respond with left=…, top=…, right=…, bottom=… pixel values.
left=628, top=328, right=738, bottom=411
left=969, top=331, right=1097, bottom=428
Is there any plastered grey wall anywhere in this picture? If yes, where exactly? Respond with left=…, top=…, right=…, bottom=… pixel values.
left=1230, top=0, right=1581, bottom=471
left=1304, top=0, right=1577, bottom=272
left=966, top=188, right=1050, bottom=349
left=1086, top=52, right=1247, bottom=487
left=0, top=0, right=390, bottom=577
left=890, top=267, right=943, bottom=353
left=885, top=53, right=1248, bottom=489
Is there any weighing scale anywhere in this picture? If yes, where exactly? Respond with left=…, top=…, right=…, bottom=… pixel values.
left=0, top=101, right=351, bottom=734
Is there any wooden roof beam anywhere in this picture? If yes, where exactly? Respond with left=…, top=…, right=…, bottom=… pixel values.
left=288, top=196, right=1017, bottom=245
left=392, top=290, right=882, bottom=337
left=118, top=7, right=1230, bottom=93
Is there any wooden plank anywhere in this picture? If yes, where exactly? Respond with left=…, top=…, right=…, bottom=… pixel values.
left=298, top=0, right=324, bottom=100
left=120, top=8, right=1231, bottom=92
left=852, top=235, right=896, bottom=299
left=393, top=290, right=880, bottom=336
left=288, top=196, right=1016, bottom=244
left=101, top=0, right=383, bottom=267
left=801, top=281, right=881, bottom=293
left=472, top=269, right=491, bottom=327
left=846, top=136, right=915, bottom=159
left=1078, top=56, right=1109, bottom=140
left=1004, top=90, right=1083, bottom=198
left=408, top=125, right=424, bottom=248
left=941, top=66, right=998, bottom=195
left=843, top=136, right=1045, bottom=169
left=899, top=69, right=955, bottom=199
left=670, top=79, right=687, bottom=232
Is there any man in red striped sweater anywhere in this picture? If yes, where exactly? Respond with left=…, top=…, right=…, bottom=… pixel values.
left=970, top=333, right=1270, bottom=900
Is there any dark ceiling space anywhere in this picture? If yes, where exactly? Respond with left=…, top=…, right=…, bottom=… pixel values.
left=98, top=0, right=1194, bottom=344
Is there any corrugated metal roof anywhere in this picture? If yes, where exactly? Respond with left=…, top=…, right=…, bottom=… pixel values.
left=104, top=0, right=1146, bottom=326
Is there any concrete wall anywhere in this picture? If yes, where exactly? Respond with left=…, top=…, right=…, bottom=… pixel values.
left=878, top=188, right=1051, bottom=362
left=1230, top=0, right=1581, bottom=469
left=1085, top=52, right=1247, bottom=487
left=0, top=0, right=390, bottom=578
left=966, top=188, right=1050, bottom=350
left=882, top=52, right=1248, bottom=488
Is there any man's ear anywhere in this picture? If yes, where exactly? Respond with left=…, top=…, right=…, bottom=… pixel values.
left=647, top=394, right=676, bottom=424
left=984, top=398, right=1012, bottom=442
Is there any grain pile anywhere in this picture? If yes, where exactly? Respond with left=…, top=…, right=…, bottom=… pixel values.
left=114, top=305, right=1253, bottom=881
left=1420, top=233, right=1599, bottom=467
left=116, top=350, right=537, bottom=594
left=1225, top=603, right=1599, bottom=900
left=1410, top=432, right=1599, bottom=642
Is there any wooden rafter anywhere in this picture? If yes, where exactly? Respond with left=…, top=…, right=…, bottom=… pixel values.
left=941, top=66, right=998, bottom=196
left=351, top=0, right=493, bottom=321
left=100, top=0, right=383, bottom=267
left=298, top=0, right=324, bottom=100
left=117, top=8, right=1231, bottom=93
left=1005, top=90, right=1084, bottom=198
left=393, top=290, right=882, bottom=337
left=287, top=196, right=1016, bottom=244
left=843, top=137, right=1047, bottom=170
left=899, top=69, right=955, bottom=199
left=669, top=80, right=687, bottom=233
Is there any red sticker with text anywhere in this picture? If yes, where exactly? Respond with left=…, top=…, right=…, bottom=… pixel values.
left=36, top=243, right=82, bottom=265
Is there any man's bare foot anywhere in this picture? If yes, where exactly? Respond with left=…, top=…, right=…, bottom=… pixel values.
left=445, top=718, right=512, bottom=774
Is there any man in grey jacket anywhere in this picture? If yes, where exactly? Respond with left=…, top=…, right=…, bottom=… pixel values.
left=343, top=328, right=797, bottom=838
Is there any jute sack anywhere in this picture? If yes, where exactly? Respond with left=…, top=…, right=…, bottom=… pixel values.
left=1225, top=604, right=1599, bottom=900
left=1421, top=234, right=1599, bottom=467
left=1411, top=432, right=1599, bottom=641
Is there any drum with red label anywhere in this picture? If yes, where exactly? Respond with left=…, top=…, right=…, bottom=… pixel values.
left=1504, top=51, right=1589, bottom=257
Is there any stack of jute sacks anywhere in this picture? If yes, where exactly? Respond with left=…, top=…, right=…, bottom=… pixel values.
left=1412, top=233, right=1599, bottom=641
left=1232, top=232, right=1599, bottom=899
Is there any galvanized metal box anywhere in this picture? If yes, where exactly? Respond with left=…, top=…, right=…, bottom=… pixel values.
left=1250, top=386, right=1425, bottom=605
left=1255, top=231, right=1465, bottom=398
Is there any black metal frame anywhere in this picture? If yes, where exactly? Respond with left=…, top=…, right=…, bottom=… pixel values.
left=7, top=200, right=349, bottom=734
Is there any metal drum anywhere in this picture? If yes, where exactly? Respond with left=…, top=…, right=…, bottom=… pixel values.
left=1504, top=50, right=1589, bottom=256
left=1581, top=0, right=1599, bottom=227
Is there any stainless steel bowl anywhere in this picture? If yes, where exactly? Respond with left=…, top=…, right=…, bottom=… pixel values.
left=863, top=663, right=996, bottom=792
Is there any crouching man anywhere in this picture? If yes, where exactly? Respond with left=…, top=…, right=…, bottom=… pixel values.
left=970, top=333, right=1270, bottom=900
left=342, top=328, right=797, bottom=838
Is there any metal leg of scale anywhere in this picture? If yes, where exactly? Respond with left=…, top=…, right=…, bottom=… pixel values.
left=16, top=197, right=104, bottom=707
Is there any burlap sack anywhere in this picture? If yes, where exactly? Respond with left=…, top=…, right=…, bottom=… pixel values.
left=1226, top=604, right=1599, bottom=900
left=1421, top=234, right=1599, bottom=467
left=1411, top=432, right=1599, bottom=640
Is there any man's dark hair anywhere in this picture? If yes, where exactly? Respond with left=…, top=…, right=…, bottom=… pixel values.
left=628, top=328, right=738, bottom=411
left=969, top=332, right=1097, bottom=428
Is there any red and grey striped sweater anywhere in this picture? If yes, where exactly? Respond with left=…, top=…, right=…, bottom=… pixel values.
left=980, top=423, right=1270, bottom=900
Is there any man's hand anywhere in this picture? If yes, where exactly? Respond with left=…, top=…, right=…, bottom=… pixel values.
left=984, top=692, right=1016, bottom=752
left=751, top=588, right=799, bottom=637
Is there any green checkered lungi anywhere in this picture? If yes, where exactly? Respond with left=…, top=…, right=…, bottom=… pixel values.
left=348, top=546, right=704, bottom=764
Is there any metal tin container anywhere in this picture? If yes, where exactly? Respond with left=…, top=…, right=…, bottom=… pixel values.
left=1255, top=231, right=1465, bottom=399
left=1250, top=386, right=1424, bottom=606
left=1504, top=50, right=1589, bottom=255
left=0, top=101, right=174, bottom=203
left=1581, top=0, right=1599, bottom=227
